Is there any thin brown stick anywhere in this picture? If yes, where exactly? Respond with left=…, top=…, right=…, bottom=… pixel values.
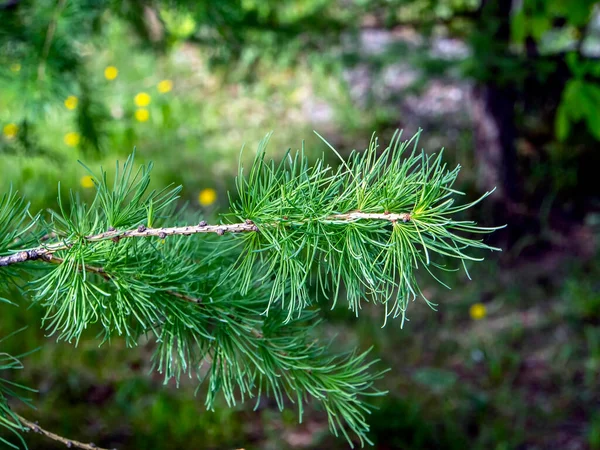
left=0, top=212, right=410, bottom=268
left=166, top=289, right=203, bottom=304
left=16, top=413, right=114, bottom=450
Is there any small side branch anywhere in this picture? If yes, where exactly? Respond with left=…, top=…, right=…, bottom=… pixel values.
left=16, top=413, right=114, bottom=450
left=46, top=256, right=203, bottom=304
left=0, top=249, right=51, bottom=266
left=0, top=212, right=410, bottom=268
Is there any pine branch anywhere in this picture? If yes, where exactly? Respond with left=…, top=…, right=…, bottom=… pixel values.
left=15, top=414, right=114, bottom=450
left=0, top=130, right=501, bottom=332
left=228, top=130, right=502, bottom=324
left=0, top=212, right=411, bottom=267
left=0, top=130, right=502, bottom=447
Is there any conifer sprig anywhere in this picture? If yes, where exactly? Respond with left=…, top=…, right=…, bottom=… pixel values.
left=0, top=131, right=500, bottom=448
left=230, top=130, right=502, bottom=324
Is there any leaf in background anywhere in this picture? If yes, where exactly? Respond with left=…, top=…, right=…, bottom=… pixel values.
left=578, top=83, right=600, bottom=140
left=563, top=79, right=585, bottom=121
left=565, top=52, right=581, bottom=76
left=565, top=0, right=595, bottom=26
left=589, top=62, right=600, bottom=78
left=530, top=15, right=552, bottom=41
left=510, top=10, right=526, bottom=45
left=585, top=108, right=600, bottom=141
left=555, top=103, right=570, bottom=142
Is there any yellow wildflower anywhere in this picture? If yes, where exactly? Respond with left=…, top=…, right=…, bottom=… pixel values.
left=469, top=303, right=487, bottom=320
left=3, top=123, right=18, bottom=139
left=157, top=80, right=173, bottom=93
left=135, top=108, right=150, bottom=122
left=198, top=188, right=217, bottom=206
left=104, top=66, right=118, bottom=80
left=10, top=63, right=21, bottom=73
left=134, top=92, right=151, bottom=107
left=64, top=95, right=78, bottom=110
left=64, top=132, right=81, bottom=147
left=80, top=175, right=95, bottom=188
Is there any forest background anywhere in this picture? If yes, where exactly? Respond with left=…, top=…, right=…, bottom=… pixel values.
left=1, top=1, right=600, bottom=449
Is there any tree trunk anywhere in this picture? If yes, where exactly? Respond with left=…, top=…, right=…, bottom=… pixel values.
left=471, top=84, right=519, bottom=202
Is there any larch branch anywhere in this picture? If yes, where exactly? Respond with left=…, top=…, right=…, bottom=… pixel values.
left=0, top=212, right=410, bottom=268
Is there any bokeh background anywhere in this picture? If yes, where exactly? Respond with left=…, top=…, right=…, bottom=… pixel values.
left=1, top=1, right=600, bottom=449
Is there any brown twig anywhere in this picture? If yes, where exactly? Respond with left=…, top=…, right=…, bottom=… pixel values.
left=16, top=413, right=114, bottom=450
left=0, top=212, right=410, bottom=268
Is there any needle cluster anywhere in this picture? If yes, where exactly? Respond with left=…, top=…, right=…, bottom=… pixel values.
left=230, top=131, right=500, bottom=325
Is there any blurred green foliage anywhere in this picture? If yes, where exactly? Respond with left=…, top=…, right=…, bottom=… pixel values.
left=556, top=52, right=600, bottom=141
left=0, top=3, right=361, bottom=214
